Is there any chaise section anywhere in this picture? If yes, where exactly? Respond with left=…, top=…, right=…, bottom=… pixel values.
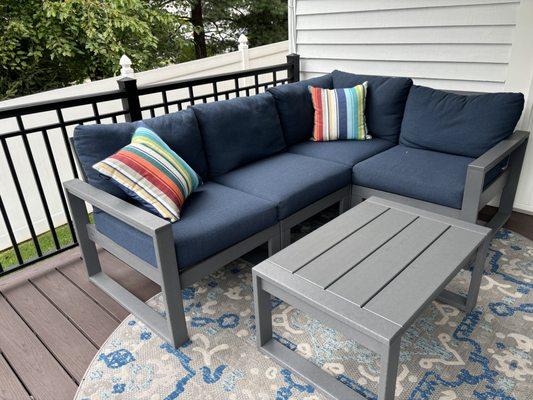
left=288, top=138, right=395, bottom=166
left=93, top=182, right=278, bottom=271
left=213, top=152, right=351, bottom=219
left=353, top=145, right=474, bottom=209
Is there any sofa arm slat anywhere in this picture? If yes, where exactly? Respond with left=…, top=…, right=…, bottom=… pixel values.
left=63, top=179, right=170, bottom=237
left=468, top=130, right=529, bottom=172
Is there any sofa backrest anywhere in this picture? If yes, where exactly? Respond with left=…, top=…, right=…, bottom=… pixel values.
left=268, top=74, right=332, bottom=146
left=192, top=93, right=286, bottom=178
left=399, top=85, right=524, bottom=158
left=73, top=108, right=208, bottom=199
left=332, top=70, right=413, bottom=143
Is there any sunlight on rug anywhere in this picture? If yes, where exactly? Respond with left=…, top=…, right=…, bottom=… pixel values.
left=76, top=229, right=532, bottom=400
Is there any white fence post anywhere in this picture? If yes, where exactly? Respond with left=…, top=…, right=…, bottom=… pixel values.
left=239, top=34, right=249, bottom=87
left=120, top=54, right=135, bottom=78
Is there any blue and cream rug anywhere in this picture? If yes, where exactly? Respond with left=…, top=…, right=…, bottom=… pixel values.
left=77, top=228, right=533, bottom=400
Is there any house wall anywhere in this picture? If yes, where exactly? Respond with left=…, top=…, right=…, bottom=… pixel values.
left=0, top=41, right=289, bottom=250
left=291, top=0, right=533, bottom=214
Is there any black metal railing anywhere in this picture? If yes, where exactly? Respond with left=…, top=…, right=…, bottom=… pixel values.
left=0, top=54, right=300, bottom=276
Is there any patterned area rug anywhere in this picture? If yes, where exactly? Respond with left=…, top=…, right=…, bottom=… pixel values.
left=76, top=226, right=533, bottom=400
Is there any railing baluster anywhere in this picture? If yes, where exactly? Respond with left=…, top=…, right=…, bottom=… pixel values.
left=162, top=91, right=170, bottom=114
left=0, top=195, right=23, bottom=266
left=112, top=115, right=118, bottom=123
left=17, top=117, right=60, bottom=250
left=1, top=135, right=42, bottom=257
left=150, top=107, right=155, bottom=118
left=254, top=74, right=260, bottom=94
left=188, top=86, right=195, bottom=105
left=234, top=78, right=240, bottom=97
left=42, top=129, right=76, bottom=245
left=212, top=82, right=219, bottom=101
left=273, top=70, right=277, bottom=86
left=92, top=103, right=101, bottom=124
left=56, top=109, right=79, bottom=179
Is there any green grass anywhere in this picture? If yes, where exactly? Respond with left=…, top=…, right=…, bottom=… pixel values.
left=0, top=214, right=93, bottom=270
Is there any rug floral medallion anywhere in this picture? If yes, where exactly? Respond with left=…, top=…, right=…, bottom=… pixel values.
left=77, top=229, right=533, bottom=400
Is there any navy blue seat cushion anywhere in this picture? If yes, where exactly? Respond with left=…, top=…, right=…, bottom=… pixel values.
left=352, top=145, right=473, bottom=209
left=288, top=138, right=395, bottom=167
left=332, top=70, right=413, bottom=143
left=192, top=93, right=286, bottom=178
left=400, top=85, right=524, bottom=158
left=213, top=152, right=351, bottom=219
left=73, top=109, right=208, bottom=200
left=268, top=74, right=333, bottom=146
left=93, top=182, right=277, bottom=270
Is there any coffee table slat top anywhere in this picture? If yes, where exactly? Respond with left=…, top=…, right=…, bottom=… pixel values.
left=255, top=197, right=490, bottom=343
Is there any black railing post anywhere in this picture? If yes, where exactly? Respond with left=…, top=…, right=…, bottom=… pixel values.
left=118, top=77, right=142, bottom=121
left=287, top=53, right=300, bottom=83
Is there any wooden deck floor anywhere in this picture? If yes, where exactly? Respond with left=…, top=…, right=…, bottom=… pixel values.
left=0, top=208, right=531, bottom=400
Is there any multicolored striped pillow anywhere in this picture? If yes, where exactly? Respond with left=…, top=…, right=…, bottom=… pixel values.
left=309, top=83, right=369, bottom=141
left=93, top=126, right=201, bottom=222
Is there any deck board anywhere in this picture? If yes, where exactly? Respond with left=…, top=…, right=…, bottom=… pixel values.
left=0, top=352, right=30, bottom=400
left=0, top=295, right=77, bottom=400
left=31, top=269, right=119, bottom=347
left=3, top=281, right=97, bottom=382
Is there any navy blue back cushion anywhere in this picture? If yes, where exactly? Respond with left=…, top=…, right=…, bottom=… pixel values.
left=192, top=93, right=286, bottom=177
left=268, top=74, right=333, bottom=146
left=400, top=86, right=524, bottom=158
left=332, top=70, right=412, bottom=143
left=73, top=108, right=208, bottom=199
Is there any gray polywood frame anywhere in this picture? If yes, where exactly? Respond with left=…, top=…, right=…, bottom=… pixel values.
left=64, top=178, right=281, bottom=348
left=280, top=186, right=351, bottom=248
left=253, top=196, right=490, bottom=399
left=351, top=130, right=529, bottom=235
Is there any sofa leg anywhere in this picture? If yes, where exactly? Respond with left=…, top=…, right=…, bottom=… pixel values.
left=153, top=226, right=189, bottom=348
left=268, top=234, right=282, bottom=256
left=339, top=195, right=351, bottom=214
left=280, top=226, right=291, bottom=248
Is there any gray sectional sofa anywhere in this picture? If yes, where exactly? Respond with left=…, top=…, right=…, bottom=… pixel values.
left=65, top=69, right=529, bottom=347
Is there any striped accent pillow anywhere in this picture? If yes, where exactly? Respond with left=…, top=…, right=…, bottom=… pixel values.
left=93, top=126, right=201, bottom=222
left=309, top=83, right=369, bottom=141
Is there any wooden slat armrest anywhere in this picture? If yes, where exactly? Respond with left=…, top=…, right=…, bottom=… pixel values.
left=63, top=179, right=169, bottom=237
left=468, top=130, right=529, bottom=173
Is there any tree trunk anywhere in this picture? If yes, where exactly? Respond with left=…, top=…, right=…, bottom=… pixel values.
left=191, top=0, right=207, bottom=59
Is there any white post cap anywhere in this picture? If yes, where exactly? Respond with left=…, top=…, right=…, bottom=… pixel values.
left=120, top=54, right=134, bottom=78
left=238, top=34, right=249, bottom=50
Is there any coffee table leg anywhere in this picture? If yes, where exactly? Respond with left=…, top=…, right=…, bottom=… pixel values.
left=253, top=274, right=273, bottom=346
left=378, top=338, right=401, bottom=400
left=465, top=239, right=490, bottom=313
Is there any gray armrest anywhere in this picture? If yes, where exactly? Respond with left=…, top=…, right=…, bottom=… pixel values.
left=64, top=179, right=170, bottom=237
left=468, top=130, right=529, bottom=172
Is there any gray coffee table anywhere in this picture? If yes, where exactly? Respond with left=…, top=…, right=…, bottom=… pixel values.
left=253, top=196, right=491, bottom=400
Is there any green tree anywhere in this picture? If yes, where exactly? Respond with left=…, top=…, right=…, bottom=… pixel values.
left=0, top=0, right=192, bottom=99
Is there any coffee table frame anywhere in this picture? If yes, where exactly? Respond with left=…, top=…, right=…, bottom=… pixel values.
left=253, top=197, right=490, bottom=400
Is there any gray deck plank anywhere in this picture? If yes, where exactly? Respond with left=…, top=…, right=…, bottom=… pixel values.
left=0, top=295, right=77, bottom=400
left=328, top=218, right=449, bottom=306
left=297, top=209, right=416, bottom=288
left=3, top=281, right=98, bottom=382
left=0, top=352, right=30, bottom=400
left=31, top=269, right=119, bottom=347
left=59, top=257, right=129, bottom=321
left=270, top=201, right=388, bottom=272
left=365, top=227, right=484, bottom=326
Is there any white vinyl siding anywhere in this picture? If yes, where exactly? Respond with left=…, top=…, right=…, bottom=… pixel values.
left=295, top=0, right=520, bottom=92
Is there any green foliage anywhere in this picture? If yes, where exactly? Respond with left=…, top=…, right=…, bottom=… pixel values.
left=0, top=0, right=192, bottom=99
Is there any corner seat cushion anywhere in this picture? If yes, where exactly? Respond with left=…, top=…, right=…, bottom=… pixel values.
left=73, top=109, right=208, bottom=200
left=400, top=85, right=524, bottom=158
left=268, top=74, right=333, bottom=146
left=352, top=145, right=474, bottom=209
left=288, top=138, right=395, bottom=167
left=93, top=182, right=277, bottom=270
left=192, top=93, right=286, bottom=178
left=213, top=152, right=351, bottom=219
left=332, top=70, right=412, bottom=143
